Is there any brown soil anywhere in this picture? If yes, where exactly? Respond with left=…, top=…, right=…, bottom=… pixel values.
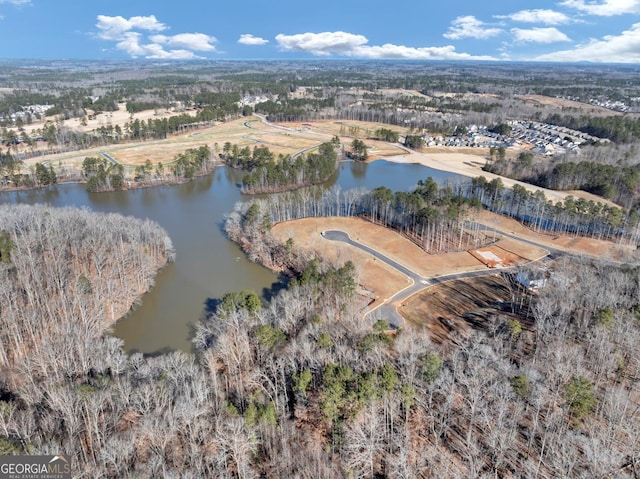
left=270, top=216, right=552, bottom=310
left=398, top=275, right=516, bottom=344
left=477, top=210, right=635, bottom=261
left=271, top=214, right=632, bottom=347
left=271, top=218, right=410, bottom=309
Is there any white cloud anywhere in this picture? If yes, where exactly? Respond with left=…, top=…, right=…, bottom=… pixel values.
left=499, top=9, right=571, bottom=25
left=115, top=32, right=147, bottom=58
left=0, top=0, right=31, bottom=4
left=238, top=34, right=269, bottom=46
left=275, top=31, right=497, bottom=60
left=444, top=16, right=502, bottom=40
left=276, top=31, right=368, bottom=55
left=536, top=22, right=640, bottom=62
left=511, top=27, right=572, bottom=44
left=96, top=15, right=166, bottom=41
left=150, top=33, right=216, bottom=51
left=96, top=14, right=218, bottom=59
left=560, top=0, right=640, bottom=16
left=354, top=44, right=496, bottom=60
left=113, top=32, right=201, bottom=59
left=143, top=44, right=199, bottom=60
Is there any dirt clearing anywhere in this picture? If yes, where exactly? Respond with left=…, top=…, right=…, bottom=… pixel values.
left=399, top=275, right=517, bottom=344
left=270, top=216, right=550, bottom=311
left=477, top=210, right=635, bottom=261
left=271, top=218, right=410, bottom=309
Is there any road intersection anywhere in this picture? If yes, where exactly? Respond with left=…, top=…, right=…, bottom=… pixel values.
left=321, top=227, right=555, bottom=328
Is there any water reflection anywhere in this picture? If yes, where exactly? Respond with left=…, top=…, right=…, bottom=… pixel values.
left=0, top=161, right=460, bottom=354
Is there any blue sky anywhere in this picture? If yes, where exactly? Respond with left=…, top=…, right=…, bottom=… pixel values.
left=1, top=0, right=640, bottom=62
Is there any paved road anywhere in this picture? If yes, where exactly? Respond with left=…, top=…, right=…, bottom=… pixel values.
left=322, top=229, right=548, bottom=329
left=99, top=151, right=120, bottom=166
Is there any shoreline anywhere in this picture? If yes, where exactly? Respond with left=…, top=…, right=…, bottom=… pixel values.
left=0, top=168, right=216, bottom=194
left=376, top=149, right=619, bottom=207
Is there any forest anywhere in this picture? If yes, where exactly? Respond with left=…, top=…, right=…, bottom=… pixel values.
left=484, top=151, right=640, bottom=211
left=5, top=60, right=640, bottom=216
left=0, top=201, right=638, bottom=477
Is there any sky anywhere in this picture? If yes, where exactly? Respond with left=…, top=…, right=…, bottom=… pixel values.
left=1, top=0, right=640, bottom=63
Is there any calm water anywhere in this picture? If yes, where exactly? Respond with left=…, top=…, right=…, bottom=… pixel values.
left=0, top=160, right=460, bottom=353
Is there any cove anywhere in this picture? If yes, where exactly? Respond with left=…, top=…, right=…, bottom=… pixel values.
left=0, top=160, right=462, bottom=354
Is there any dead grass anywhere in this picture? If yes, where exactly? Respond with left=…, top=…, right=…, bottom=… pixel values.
left=377, top=89, right=432, bottom=99
left=14, top=114, right=632, bottom=216
left=514, top=94, right=624, bottom=116
left=271, top=218, right=410, bottom=309
left=280, top=120, right=409, bottom=139
left=18, top=117, right=417, bottom=174
left=25, top=102, right=195, bottom=136
left=366, top=139, right=408, bottom=157
left=112, top=141, right=210, bottom=166
left=20, top=116, right=334, bottom=170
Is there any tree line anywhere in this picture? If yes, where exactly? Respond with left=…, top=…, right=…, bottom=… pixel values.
left=221, top=138, right=341, bottom=194
left=0, top=150, right=56, bottom=188
left=467, top=176, right=637, bottom=243
left=81, top=145, right=214, bottom=192
left=225, top=179, right=487, bottom=259
left=485, top=154, right=640, bottom=210
left=545, top=113, right=640, bottom=143
left=226, top=174, right=636, bottom=263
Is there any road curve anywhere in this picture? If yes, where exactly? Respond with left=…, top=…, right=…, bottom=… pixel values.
left=322, top=229, right=548, bottom=329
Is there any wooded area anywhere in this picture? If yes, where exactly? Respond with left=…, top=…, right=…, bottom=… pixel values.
left=1, top=60, right=640, bottom=478
left=1, top=201, right=637, bottom=478
left=222, top=139, right=340, bottom=194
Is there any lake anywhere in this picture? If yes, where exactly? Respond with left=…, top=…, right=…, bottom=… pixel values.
left=0, top=160, right=461, bottom=353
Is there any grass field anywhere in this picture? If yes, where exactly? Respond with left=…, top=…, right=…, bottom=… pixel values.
left=281, top=119, right=409, bottom=139
left=20, top=115, right=415, bottom=173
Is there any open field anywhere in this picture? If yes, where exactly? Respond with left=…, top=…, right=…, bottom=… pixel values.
left=378, top=88, right=432, bottom=99
left=12, top=115, right=630, bottom=211
left=20, top=117, right=409, bottom=172
left=20, top=116, right=335, bottom=170
left=270, top=216, right=551, bottom=310
left=514, top=94, right=624, bottom=116
left=281, top=119, right=409, bottom=138
left=271, top=218, right=410, bottom=309
left=24, top=102, right=195, bottom=136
